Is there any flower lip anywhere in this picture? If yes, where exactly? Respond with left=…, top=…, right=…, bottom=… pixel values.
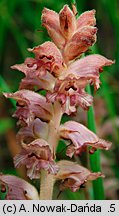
left=11, top=57, right=46, bottom=75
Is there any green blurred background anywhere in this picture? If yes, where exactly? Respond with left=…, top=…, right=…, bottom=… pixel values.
left=0, top=0, right=119, bottom=199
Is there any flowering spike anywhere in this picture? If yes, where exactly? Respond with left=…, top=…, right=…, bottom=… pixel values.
left=3, top=3, right=114, bottom=199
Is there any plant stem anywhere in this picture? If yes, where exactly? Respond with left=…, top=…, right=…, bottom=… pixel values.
left=39, top=102, right=63, bottom=200
left=86, top=84, right=105, bottom=200
left=39, top=171, right=55, bottom=200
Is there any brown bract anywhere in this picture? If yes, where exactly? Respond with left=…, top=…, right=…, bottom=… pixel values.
left=59, top=5, right=77, bottom=40
left=42, top=8, right=65, bottom=49
left=63, top=26, right=97, bottom=63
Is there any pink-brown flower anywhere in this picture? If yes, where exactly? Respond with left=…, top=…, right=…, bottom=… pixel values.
left=0, top=174, right=39, bottom=200
left=28, top=41, right=65, bottom=77
left=55, top=160, right=104, bottom=192
left=14, top=139, right=59, bottom=179
left=11, top=56, right=56, bottom=91
left=4, top=90, right=53, bottom=125
left=47, top=54, right=114, bottom=114
left=60, top=121, right=112, bottom=157
left=59, top=54, right=114, bottom=90
left=16, top=118, right=49, bottom=145
left=47, top=77, right=93, bottom=114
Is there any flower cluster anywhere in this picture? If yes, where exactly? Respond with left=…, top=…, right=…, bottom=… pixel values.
left=3, top=4, right=114, bottom=199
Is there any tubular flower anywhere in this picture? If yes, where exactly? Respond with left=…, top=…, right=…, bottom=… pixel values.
left=59, top=54, right=114, bottom=89
left=55, top=161, right=104, bottom=192
left=47, top=54, right=114, bottom=114
left=0, top=174, right=39, bottom=200
left=16, top=118, right=49, bottom=145
left=60, top=121, right=112, bottom=157
left=47, top=77, right=93, bottom=114
left=4, top=90, right=53, bottom=125
left=11, top=57, right=56, bottom=91
left=28, top=41, right=65, bottom=77
left=14, top=139, right=59, bottom=179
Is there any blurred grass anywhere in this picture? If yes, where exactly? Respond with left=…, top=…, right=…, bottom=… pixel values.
left=0, top=0, right=119, bottom=200
left=0, top=118, right=13, bottom=134
left=86, top=84, right=105, bottom=200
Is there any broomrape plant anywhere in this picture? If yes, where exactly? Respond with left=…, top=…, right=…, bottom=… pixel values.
left=1, top=4, right=114, bottom=200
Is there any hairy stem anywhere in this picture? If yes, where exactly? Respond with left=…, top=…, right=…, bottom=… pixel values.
left=39, top=171, right=55, bottom=200
left=86, top=84, right=105, bottom=200
left=39, top=102, right=63, bottom=200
